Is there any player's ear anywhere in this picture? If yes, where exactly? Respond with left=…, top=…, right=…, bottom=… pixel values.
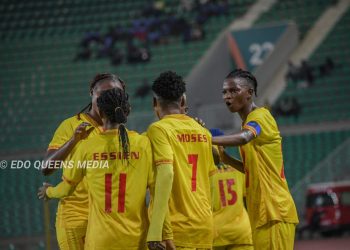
left=247, top=88, right=254, bottom=100
left=153, top=97, right=157, bottom=108
left=153, top=97, right=161, bottom=119
left=180, top=95, right=186, bottom=108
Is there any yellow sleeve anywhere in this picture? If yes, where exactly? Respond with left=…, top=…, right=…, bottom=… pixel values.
left=147, top=124, right=173, bottom=166
left=62, top=146, right=86, bottom=184
left=48, top=118, right=74, bottom=150
left=146, top=139, right=155, bottom=187
left=147, top=163, right=174, bottom=242
left=147, top=187, right=173, bottom=240
left=147, top=171, right=173, bottom=240
left=46, top=147, right=86, bottom=199
left=243, top=109, right=276, bottom=142
left=46, top=180, right=76, bottom=199
left=162, top=210, right=173, bottom=240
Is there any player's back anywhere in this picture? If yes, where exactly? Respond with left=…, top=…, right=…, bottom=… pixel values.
left=81, top=129, right=154, bottom=250
left=210, top=165, right=253, bottom=247
left=147, top=114, right=214, bottom=248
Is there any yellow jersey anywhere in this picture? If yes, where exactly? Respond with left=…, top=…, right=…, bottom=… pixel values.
left=210, top=164, right=252, bottom=247
left=240, top=107, right=299, bottom=229
left=147, top=114, right=215, bottom=248
left=64, top=129, right=154, bottom=250
left=48, top=113, right=102, bottom=228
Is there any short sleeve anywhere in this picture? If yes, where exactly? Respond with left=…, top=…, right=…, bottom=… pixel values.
left=48, top=119, right=74, bottom=150
left=244, top=108, right=282, bottom=144
left=243, top=121, right=262, bottom=138
left=147, top=124, right=174, bottom=166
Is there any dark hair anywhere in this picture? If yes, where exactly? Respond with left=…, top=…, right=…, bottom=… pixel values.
left=152, top=71, right=186, bottom=102
left=226, top=69, right=258, bottom=96
left=77, top=73, right=127, bottom=118
left=97, top=88, right=130, bottom=159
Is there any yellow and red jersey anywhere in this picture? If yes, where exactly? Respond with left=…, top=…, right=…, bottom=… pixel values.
left=64, top=129, right=154, bottom=250
left=48, top=113, right=102, bottom=228
left=210, top=164, right=252, bottom=247
left=147, top=114, right=215, bottom=248
left=240, top=107, right=299, bottom=229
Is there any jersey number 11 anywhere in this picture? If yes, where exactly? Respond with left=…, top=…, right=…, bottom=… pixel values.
left=105, top=173, right=127, bottom=213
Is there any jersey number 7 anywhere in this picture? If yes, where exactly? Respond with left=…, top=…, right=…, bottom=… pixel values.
left=188, top=154, right=198, bottom=192
left=105, top=173, right=127, bottom=213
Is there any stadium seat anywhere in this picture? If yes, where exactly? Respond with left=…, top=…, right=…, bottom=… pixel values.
left=274, top=9, right=350, bottom=125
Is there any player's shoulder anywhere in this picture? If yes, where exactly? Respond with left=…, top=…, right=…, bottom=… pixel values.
left=246, top=107, right=274, bottom=123
left=58, top=114, right=82, bottom=128
left=128, top=130, right=151, bottom=146
left=185, top=118, right=212, bottom=138
left=53, top=115, right=81, bottom=135
left=146, top=120, right=166, bottom=135
left=147, top=114, right=208, bottom=135
left=148, top=119, right=161, bottom=128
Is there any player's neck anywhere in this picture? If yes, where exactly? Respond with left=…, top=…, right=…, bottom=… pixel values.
left=103, top=122, right=120, bottom=130
left=239, top=102, right=258, bottom=122
left=159, top=108, right=182, bottom=119
left=87, top=110, right=103, bottom=126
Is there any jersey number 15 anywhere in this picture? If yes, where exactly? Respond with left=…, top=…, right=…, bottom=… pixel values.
left=219, top=178, right=237, bottom=207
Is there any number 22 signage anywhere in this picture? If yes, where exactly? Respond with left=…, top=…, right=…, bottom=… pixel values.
left=228, top=23, right=288, bottom=71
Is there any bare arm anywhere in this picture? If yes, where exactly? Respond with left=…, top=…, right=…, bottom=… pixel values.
left=211, top=129, right=255, bottom=147
left=42, top=140, right=78, bottom=176
left=218, top=146, right=245, bottom=173
left=42, top=122, right=94, bottom=176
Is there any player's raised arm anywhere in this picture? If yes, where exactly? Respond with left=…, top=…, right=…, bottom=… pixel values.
left=42, top=122, right=93, bottom=176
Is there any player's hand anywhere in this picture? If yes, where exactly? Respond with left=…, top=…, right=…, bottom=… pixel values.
left=217, top=146, right=227, bottom=161
left=37, top=182, right=52, bottom=200
left=194, top=117, right=206, bottom=128
left=163, top=239, right=175, bottom=250
left=72, top=122, right=94, bottom=142
left=147, top=241, right=166, bottom=250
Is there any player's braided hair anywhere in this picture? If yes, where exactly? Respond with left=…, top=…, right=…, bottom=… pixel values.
left=77, top=73, right=127, bottom=119
left=152, top=71, right=186, bottom=102
left=97, top=88, right=130, bottom=159
left=226, top=69, right=258, bottom=97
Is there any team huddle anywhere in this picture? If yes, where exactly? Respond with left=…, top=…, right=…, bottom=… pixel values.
left=38, top=69, right=298, bottom=250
